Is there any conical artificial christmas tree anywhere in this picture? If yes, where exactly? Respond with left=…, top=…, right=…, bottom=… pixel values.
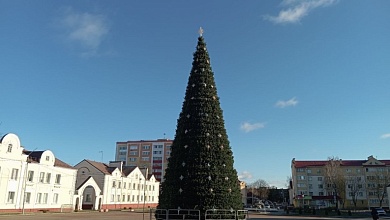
left=158, top=29, right=242, bottom=217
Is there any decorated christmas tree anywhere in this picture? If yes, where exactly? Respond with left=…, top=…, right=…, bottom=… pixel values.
left=158, top=28, right=242, bottom=217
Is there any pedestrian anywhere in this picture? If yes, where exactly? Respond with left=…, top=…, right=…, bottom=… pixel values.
left=371, top=207, right=379, bottom=220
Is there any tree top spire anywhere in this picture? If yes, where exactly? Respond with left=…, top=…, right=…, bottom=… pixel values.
left=198, top=27, right=204, bottom=37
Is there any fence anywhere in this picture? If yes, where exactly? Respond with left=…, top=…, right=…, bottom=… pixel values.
left=153, top=209, right=247, bottom=220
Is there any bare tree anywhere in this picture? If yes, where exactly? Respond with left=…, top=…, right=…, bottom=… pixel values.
left=324, top=156, right=346, bottom=210
left=285, top=176, right=292, bottom=189
left=249, top=179, right=270, bottom=201
left=346, top=174, right=365, bottom=210
left=369, top=167, right=390, bottom=207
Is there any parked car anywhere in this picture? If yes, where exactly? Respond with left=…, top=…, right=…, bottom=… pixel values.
left=376, top=208, right=386, bottom=216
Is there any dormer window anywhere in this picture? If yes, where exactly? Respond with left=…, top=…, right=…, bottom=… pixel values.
left=7, top=144, right=12, bottom=153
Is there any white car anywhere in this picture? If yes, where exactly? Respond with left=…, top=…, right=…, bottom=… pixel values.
left=376, top=208, right=386, bottom=216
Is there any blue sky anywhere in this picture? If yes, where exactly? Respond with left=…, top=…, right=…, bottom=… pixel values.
left=1, top=0, right=389, bottom=188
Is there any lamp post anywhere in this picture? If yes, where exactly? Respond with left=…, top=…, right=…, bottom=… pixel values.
left=142, top=167, right=148, bottom=220
left=22, top=149, right=36, bottom=215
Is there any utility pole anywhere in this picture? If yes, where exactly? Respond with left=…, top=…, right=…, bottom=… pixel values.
left=22, top=148, right=37, bottom=214
left=143, top=167, right=148, bottom=220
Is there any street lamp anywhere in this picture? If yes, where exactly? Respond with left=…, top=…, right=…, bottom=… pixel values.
left=22, top=148, right=36, bottom=214
left=142, top=167, right=148, bottom=220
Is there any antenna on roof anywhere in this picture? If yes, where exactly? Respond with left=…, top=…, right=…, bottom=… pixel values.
left=99, top=151, right=104, bottom=163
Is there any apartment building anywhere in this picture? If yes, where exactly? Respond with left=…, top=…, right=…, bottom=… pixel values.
left=115, top=139, right=172, bottom=181
left=291, top=156, right=390, bottom=209
left=0, top=133, right=77, bottom=213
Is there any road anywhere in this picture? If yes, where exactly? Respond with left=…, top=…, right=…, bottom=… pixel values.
left=0, top=210, right=384, bottom=220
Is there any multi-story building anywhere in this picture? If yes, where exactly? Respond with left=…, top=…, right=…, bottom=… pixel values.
left=291, top=156, right=390, bottom=209
left=74, top=160, right=159, bottom=210
left=115, top=139, right=172, bottom=181
left=0, top=133, right=77, bottom=213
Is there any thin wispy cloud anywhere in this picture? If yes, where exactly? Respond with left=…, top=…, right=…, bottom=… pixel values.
left=380, top=133, right=390, bottom=139
left=275, top=97, right=298, bottom=108
left=240, top=122, right=265, bottom=133
left=264, top=0, right=338, bottom=24
left=238, top=171, right=253, bottom=181
left=58, top=8, right=109, bottom=56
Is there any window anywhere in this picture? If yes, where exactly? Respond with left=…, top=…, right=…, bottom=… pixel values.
left=319, top=192, right=324, bottom=196
left=153, top=151, right=162, bottom=154
left=28, top=170, right=34, bottom=182
left=127, top=195, right=130, bottom=202
left=153, top=157, right=162, bottom=160
left=123, top=182, right=126, bottom=189
left=318, top=184, right=323, bottom=189
left=132, top=195, right=135, bottom=202
left=297, top=183, right=306, bottom=187
left=307, top=169, right=311, bottom=173
left=308, top=184, right=313, bottom=189
left=119, top=146, right=127, bottom=151
left=53, top=193, right=59, bottom=204
left=36, top=193, right=42, bottom=204
left=25, top=192, right=31, bottom=204
left=308, top=177, right=312, bottom=181
left=46, top=173, right=51, bottom=183
left=357, top=169, right=361, bottom=173
left=297, top=168, right=304, bottom=172
left=346, top=168, right=351, bottom=173
left=298, top=175, right=305, bottom=180
left=153, top=145, right=163, bottom=149
left=142, top=145, right=150, bottom=150
left=7, top=144, right=13, bottom=153
left=86, top=194, right=92, bottom=202
left=11, top=168, right=19, bottom=180
left=130, top=158, right=137, bottom=162
left=130, top=145, right=138, bottom=150
left=142, top=151, right=150, bottom=155
left=112, top=181, right=116, bottom=188
left=130, top=151, right=137, bottom=155
left=122, top=195, right=125, bottom=202
left=46, top=156, right=50, bottom=161
left=119, top=152, right=127, bottom=155
left=118, top=182, right=121, bottom=189
left=142, top=157, right=149, bottom=161
left=39, top=172, right=45, bottom=183
left=8, top=191, right=15, bottom=203
left=318, top=177, right=323, bottom=181
left=43, top=193, right=48, bottom=204
left=55, top=174, right=61, bottom=184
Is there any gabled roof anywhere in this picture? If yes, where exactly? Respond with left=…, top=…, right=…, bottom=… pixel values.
left=122, top=166, right=137, bottom=176
left=83, top=159, right=113, bottom=175
left=55, top=158, right=76, bottom=169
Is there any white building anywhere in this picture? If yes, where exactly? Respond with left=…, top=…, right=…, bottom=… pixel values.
left=74, top=160, right=159, bottom=210
left=0, top=133, right=77, bottom=213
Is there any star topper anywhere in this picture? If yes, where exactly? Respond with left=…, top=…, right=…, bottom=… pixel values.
left=199, top=27, right=204, bottom=36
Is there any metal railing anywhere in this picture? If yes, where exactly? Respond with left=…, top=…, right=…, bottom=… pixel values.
left=152, top=209, right=247, bottom=220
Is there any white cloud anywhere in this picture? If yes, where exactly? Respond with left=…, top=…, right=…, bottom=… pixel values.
left=59, top=8, right=109, bottom=56
left=238, top=171, right=253, bottom=181
left=275, top=97, right=298, bottom=108
left=380, top=133, right=390, bottom=139
left=240, top=122, right=265, bottom=133
left=264, top=0, right=338, bottom=24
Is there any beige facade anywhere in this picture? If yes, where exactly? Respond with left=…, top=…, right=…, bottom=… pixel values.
left=115, top=139, right=172, bottom=181
left=291, top=156, right=390, bottom=209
